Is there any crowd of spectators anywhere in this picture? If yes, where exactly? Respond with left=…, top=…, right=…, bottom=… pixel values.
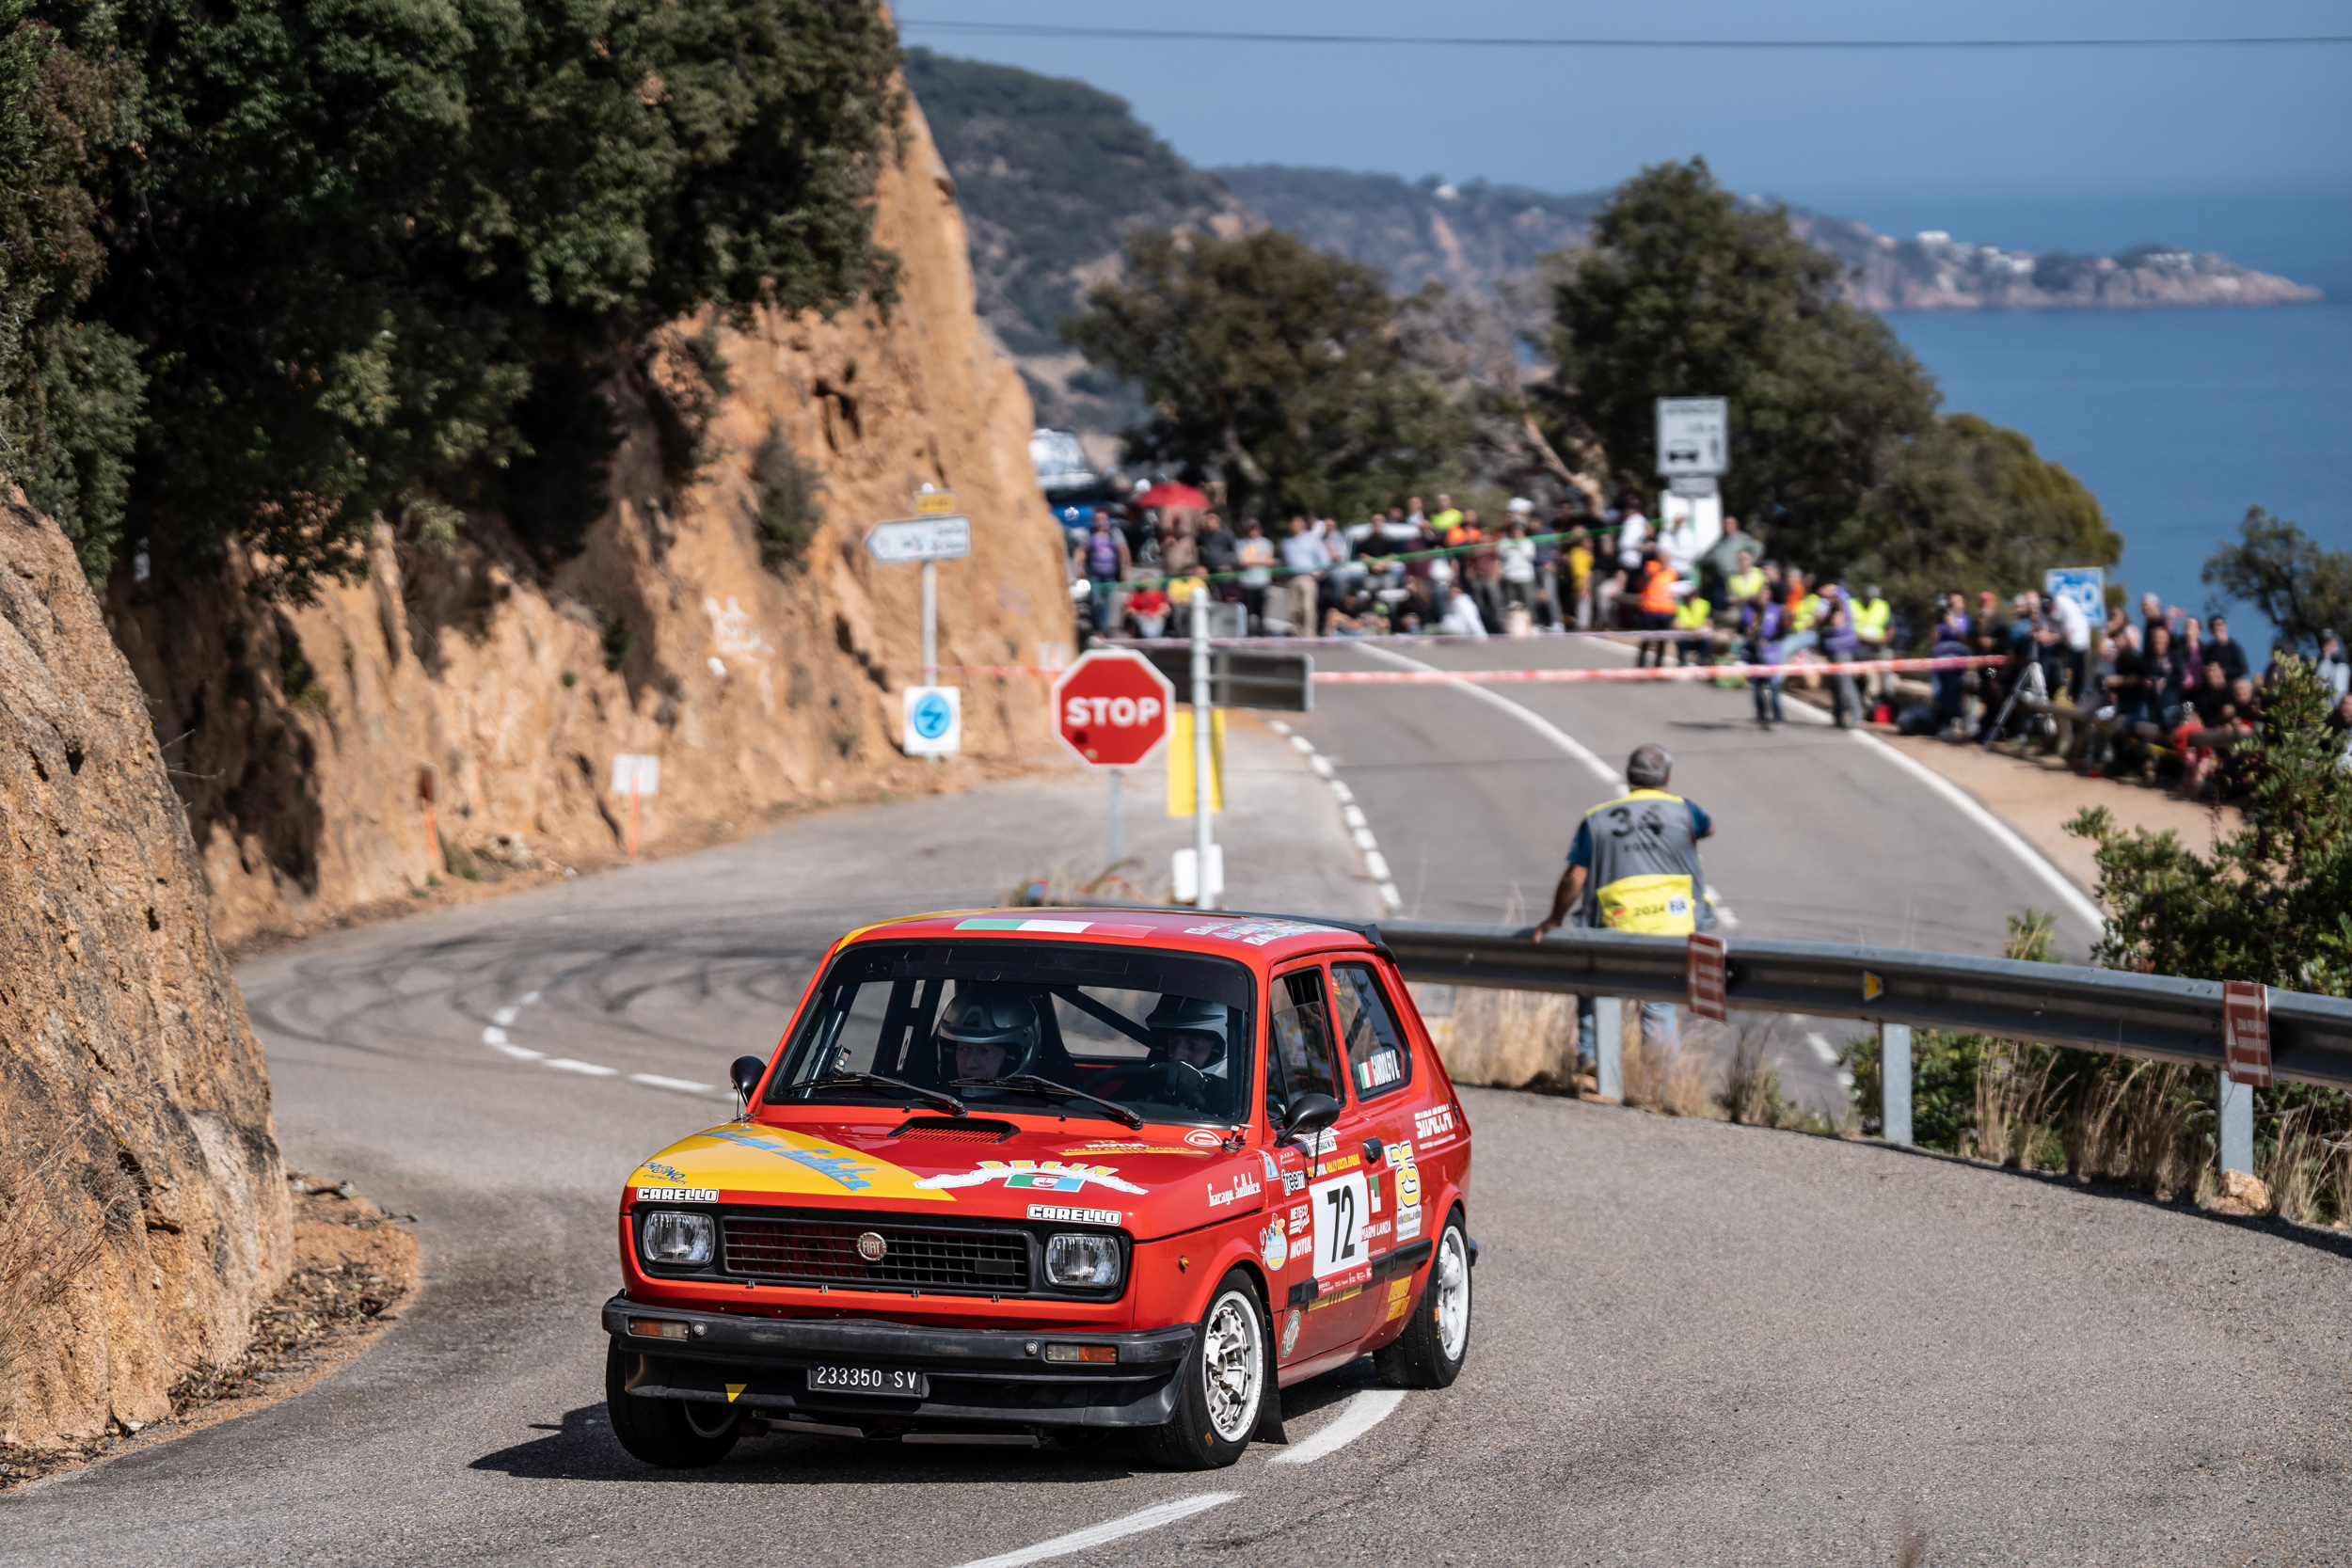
left=1061, top=487, right=2352, bottom=794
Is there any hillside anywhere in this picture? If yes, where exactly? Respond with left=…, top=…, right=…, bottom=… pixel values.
left=903, top=48, right=1248, bottom=436
left=904, top=49, right=2323, bottom=451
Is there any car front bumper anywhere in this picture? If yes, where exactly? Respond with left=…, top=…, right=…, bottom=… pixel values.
left=603, top=1295, right=1197, bottom=1432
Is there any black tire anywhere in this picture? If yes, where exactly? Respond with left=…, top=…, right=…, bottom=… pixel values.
left=1375, top=1209, right=1471, bottom=1389
left=606, top=1341, right=742, bottom=1468
left=1145, top=1270, right=1269, bottom=1470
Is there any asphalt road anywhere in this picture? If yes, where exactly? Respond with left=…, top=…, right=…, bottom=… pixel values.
left=1284, top=634, right=2108, bottom=1113
left=4, top=663, right=2346, bottom=1564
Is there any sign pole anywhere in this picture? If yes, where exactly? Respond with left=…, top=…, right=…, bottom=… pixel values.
left=1107, top=768, right=1123, bottom=867
left=1191, top=597, right=1215, bottom=910
left=628, top=775, right=641, bottom=859
left=921, top=558, right=938, bottom=688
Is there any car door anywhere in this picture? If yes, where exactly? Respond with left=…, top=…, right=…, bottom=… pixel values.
left=1266, top=960, right=1387, bottom=1362
left=1327, top=958, right=1433, bottom=1340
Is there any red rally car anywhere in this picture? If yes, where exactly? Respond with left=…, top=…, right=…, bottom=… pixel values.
left=602, top=908, right=1476, bottom=1469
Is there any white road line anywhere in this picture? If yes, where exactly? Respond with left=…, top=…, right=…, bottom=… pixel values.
left=520, top=990, right=542, bottom=1005
left=1272, top=722, right=1402, bottom=911
left=1354, top=643, right=1622, bottom=789
left=482, top=1025, right=509, bottom=1045
left=492, top=1006, right=518, bottom=1026
left=544, top=1057, right=618, bottom=1076
left=952, top=1492, right=1239, bottom=1568
left=1848, top=729, right=2107, bottom=935
left=489, top=1042, right=544, bottom=1061
left=628, top=1073, right=721, bottom=1095
left=1268, top=1387, right=1407, bottom=1465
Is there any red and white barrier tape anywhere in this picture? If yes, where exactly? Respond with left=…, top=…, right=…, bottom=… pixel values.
left=941, top=656, right=1999, bottom=683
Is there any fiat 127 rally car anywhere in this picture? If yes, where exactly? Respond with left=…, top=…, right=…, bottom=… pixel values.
left=604, top=908, right=1475, bottom=1469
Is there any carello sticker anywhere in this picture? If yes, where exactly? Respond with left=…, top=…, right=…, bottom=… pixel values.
left=636, top=1186, right=719, bottom=1204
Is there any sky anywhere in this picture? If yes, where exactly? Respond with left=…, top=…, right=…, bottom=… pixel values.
left=897, top=1, right=2352, bottom=277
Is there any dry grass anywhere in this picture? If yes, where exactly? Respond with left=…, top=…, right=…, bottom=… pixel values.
left=2061, top=1061, right=2206, bottom=1200
left=1622, top=1016, right=1718, bottom=1118
left=1439, top=987, right=1577, bottom=1089
left=1972, top=1041, right=2056, bottom=1169
left=2256, top=1107, right=2344, bottom=1226
left=1721, top=1019, right=1783, bottom=1126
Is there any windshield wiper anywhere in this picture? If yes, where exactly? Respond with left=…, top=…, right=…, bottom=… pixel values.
left=792, top=1071, right=966, bottom=1117
left=950, top=1074, right=1145, bottom=1130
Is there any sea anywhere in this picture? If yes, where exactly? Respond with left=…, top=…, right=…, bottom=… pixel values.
left=1836, top=188, right=2352, bottom=649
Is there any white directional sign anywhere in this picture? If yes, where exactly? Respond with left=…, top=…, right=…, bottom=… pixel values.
left=1656, top=398, right=1729, bottom=478
left=866, top=515, right=973, bottom=563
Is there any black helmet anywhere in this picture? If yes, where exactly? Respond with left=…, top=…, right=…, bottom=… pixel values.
left=938, top=984, right=1041, bottom=1078
left=1145, top=995, right=1229, bottom=1065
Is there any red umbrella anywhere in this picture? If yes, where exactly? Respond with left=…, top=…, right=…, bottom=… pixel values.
left=1137, top=481, right=1210, bottom=511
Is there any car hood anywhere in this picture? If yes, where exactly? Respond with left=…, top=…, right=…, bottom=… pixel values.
left=625, top=1117, right=1279, bottom=1241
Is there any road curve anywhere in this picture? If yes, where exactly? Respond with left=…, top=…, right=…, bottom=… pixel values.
left=1, top=693, right=2344, bottom=1565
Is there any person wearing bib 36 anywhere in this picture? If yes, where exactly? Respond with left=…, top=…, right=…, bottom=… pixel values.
left=1530, top=744, right=1716, bottom=1070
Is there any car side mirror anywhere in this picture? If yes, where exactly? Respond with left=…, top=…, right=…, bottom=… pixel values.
left=1277, top=1092, right=1341, bottom=1149
left=730, top=1054, right=769, bottom=1112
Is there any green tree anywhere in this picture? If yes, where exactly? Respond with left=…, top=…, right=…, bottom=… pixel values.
left=0, top=0, right=145, bottom=577
left=1538, top=158, right=1937, bottom=556
left=1836, top=413, right=2120, bottom=636
left=2201, top=507, right=2352, bottom=656
left=2070, top=659, right=2352, bottom=997
left=6, top=0, right=901, bottom=592
left=1066, top=227, right=1467, bottom=522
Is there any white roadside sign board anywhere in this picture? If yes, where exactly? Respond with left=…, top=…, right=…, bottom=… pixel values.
left=866, top=515, right=973, bottom=563
left=611, top=753, right=661, bottom=796
left=1656, top=398, right=1729, bottom=478
left=901, top=686, right=962, bottom=757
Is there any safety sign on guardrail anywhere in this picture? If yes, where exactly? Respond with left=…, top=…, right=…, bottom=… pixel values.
left=2224, top=981, right=2272, bottom=1087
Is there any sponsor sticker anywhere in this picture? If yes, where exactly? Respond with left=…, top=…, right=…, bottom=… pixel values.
left=1060, top=1141, right=1190, bottom=1154
left=1181, top=919, right=1342, bottom=947
left=915, top=1160, right=1149, bottom=1196
left=1414, top=1104, right=1457, bottom=1142
left=1319, top=1264, right=1372, bottom=1296
left=636, top=1186, right=719, bottom=1204
left=1184, top=1128, right=1225, bottom=1149
left=1260, top=1216, right=1289, bottom=1272
left=1027, top=1203, right=1123, bottom=1226
left=1259, top=1149, right=1281, bottom=1182
left=1281, top=1307, right=1303, bottom=1355
left=1364, top=1218, right=1392, bottom=1242
left=1395, top=1202, right=1423, bottom=1243
left=1319, top=1152, right=1361, bottom=1175
left=645, top=1162, right=691, bottom=1184
left=1385, top=1276, right=1413, bottom=1322
left=1397, top=1162, right=1422, bottom=1209
left=1289, top=1202, right=1312, bottom=1229
left=1282, top=1170, right=1306, bottom=1194
left=1206, top=1169, right=1263, bottom=1209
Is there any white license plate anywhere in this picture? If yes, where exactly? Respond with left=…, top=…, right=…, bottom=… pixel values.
left=808, top=1365, right=929, bottom=1398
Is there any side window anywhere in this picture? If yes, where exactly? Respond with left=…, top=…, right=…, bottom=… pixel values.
left=1331, top=962, right=1412, bottom=1099
left=1265, top=968, right=1341, bottom=1125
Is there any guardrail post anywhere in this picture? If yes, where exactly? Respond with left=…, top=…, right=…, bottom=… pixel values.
left=2218, top=1072, right=2254, bottom=1176
left=1596, top=998, right=1623, bottom=1101
left=1880, top=1022, right=1913, bottom=1146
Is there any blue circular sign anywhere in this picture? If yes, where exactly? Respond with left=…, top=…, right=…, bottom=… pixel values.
left=910, top=691, right=954, bottom=741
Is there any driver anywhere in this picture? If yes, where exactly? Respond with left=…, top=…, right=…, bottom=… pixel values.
left=937, top=984, right=1042, bottom=1094
left=1143, top=996, right=1231, bottom=1113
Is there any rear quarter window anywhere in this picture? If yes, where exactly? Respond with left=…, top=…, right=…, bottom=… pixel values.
left=1331, top=961, right=1412, bottom=1099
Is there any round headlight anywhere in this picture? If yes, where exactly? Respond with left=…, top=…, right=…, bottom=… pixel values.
left=640, top=1210, right=714, bottom=1266
left=1044, top=1232, right=1121, bottom=1289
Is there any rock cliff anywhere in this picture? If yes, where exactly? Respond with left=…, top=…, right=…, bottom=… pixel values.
left=103, top=96, right=1072, bottom=951
left=0, top=493, right=291, bottom=1447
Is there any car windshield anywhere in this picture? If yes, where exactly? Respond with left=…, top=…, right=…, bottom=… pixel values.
left=767, top=940, right=1258, bottom=1128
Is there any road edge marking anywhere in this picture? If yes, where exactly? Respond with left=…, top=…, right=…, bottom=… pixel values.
left=1267, top=1386, right=1406, bottom=1465
left=952, top=1491, right=1239, bottom=1568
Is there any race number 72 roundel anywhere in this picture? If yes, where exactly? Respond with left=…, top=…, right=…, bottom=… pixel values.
left=1051, top=649, right=1174, bottom=769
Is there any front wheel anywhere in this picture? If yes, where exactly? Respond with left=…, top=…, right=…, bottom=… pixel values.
left=606, top=1341, right=742, bottom=1468
left=1375, top=1209, right=1471, bottom=1388
left=1145, top=1271, right=1268, bottom=1469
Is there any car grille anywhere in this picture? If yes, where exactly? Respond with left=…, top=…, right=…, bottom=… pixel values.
left=721, top=1214, right=1032, bottom=1292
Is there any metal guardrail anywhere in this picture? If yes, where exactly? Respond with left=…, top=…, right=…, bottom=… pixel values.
left=1006, top=899, right=2347, bottom=1170
left=1374, top=921, right=2352, bottom=1126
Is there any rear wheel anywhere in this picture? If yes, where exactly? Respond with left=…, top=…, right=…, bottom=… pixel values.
left=605, top=1341, right=742, bottom=1468
left=1375, top=1209, right=1471, bottom=1388
left=1146, top=1271, right=1267, bottom=1469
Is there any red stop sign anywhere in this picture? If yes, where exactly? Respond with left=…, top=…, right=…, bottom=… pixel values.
left=1052, top=650, right=1174, bottom=768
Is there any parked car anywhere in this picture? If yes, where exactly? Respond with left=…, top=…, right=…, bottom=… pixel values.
left=603, top=908, right=1476, bottom=1469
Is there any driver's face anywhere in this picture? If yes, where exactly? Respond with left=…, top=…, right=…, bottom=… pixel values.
left=1166, top=1032, right=1218, bottom=1069
left=955, top=1039, right=1008, bottom=1080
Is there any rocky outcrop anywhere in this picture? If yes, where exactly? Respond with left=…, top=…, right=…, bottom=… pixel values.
left=0, top=492, right=291, bottom=1447
left=103, top=96, right=1073, bottom=951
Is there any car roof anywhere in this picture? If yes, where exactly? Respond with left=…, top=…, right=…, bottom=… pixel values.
left=842, top=906, right=1383, bottom=967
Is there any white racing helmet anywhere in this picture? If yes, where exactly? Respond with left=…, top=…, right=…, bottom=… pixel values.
left=938, top=984, right=1042, bottom=1078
